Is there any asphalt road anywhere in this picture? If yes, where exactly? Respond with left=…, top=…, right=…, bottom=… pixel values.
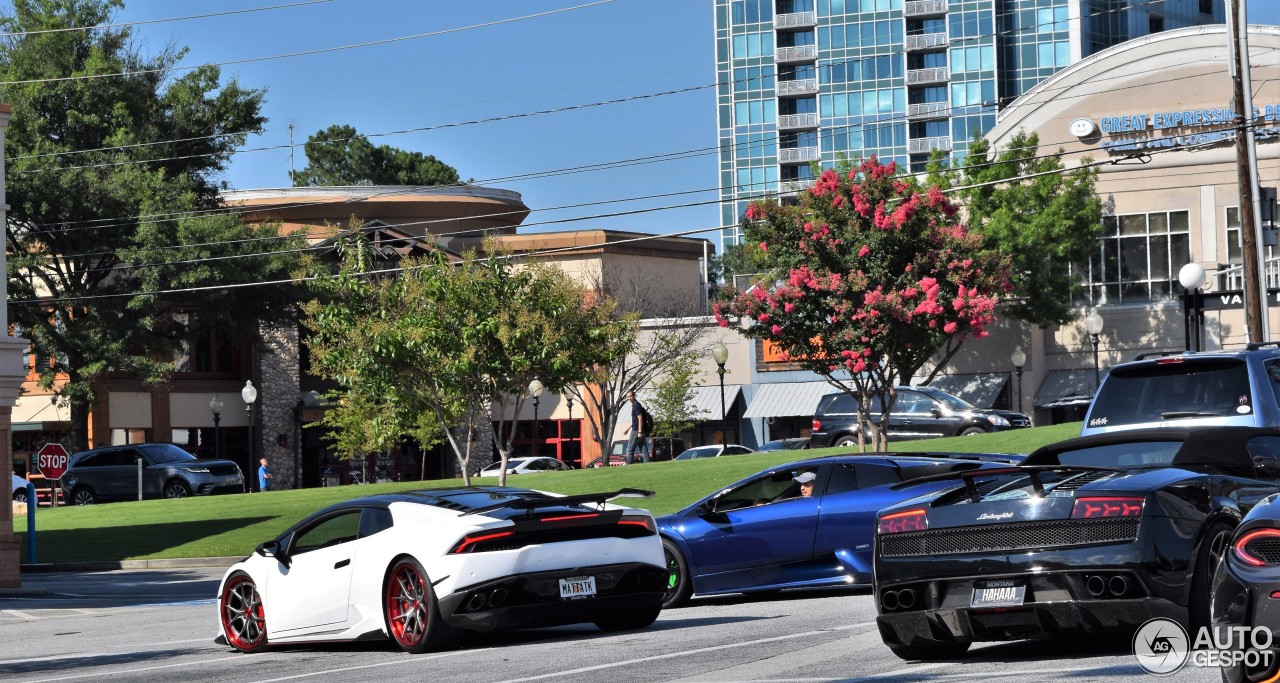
left=0, top=568, right=1223, bottom=682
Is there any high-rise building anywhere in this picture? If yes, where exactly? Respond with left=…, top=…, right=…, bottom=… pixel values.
left=714, top=0, right=1225, bottom=248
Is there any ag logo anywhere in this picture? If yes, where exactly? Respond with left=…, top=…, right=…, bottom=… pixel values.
left=1133, top=617, right=1189, bottom=675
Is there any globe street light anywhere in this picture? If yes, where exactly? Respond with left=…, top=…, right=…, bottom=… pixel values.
left=209, top=394, right=224, bottom=460
left=242, top=381, right=258, bottom=492
left=711, top=342, right=729, bottom=442
left=527, top=379, right=544, bottom=458
left=1179, top=262, right=1208, bottom=352
left=1010, top=346, right=1027, bottom=414
left=1084, top=310, right=1105, bottom=392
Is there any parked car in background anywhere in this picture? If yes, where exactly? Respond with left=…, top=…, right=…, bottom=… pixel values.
left=588, top=438, right=688, bottom=468
left=658, top=451, right=1023, bottom=608
left=479, top=456, right=574, bottom=476
left=673, top=445, right=754, bottom=461
left=215, top=486, right=666, bottom=653
left=1081, top=344, right=1280, bottom=436
left=11, top=474, right=27, bottom=503
left=810, top=386, right=1032, bottom=448
left=756, top=438, right=811, bottom=452
left=62, top=443, right=245, bottom=505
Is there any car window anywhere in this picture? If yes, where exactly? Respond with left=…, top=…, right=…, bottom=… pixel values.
left=1055, top=441, right=1183, bottom=467
left=1090, top=359, right=1251, bottom=427
left=715, top=468, right=816, bottom=510
left=138, top=444, right=198, bottom=464
left=826, top=464, right=858, bottom=494
left=358, top=507, right=393, bottom=538
left=293, top=511, right=362, bottom=554
left=119, top=448, right=147, bottom=465
left=854, top=462, right=901, bottom=488
left=821, top=393, right=858, bottom=415
left=726, top=446, right=751, bottom=455
left=74, top=451, right=110, bottom=468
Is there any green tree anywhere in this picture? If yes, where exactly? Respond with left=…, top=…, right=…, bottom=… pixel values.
left=1, top=0, right=307, bottom=450
left=930, top=131, right=1102, bottom=326
left=648, top=351, right=701, bottom=438
left=292, top=124, right=461, bottom=187
left=303, top=237, right=630, bottom=485
left=717, top=159, right=1010, bottom=450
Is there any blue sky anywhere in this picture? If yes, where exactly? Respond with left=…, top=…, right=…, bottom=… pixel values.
left=111, top=0, right=1280, bottom=241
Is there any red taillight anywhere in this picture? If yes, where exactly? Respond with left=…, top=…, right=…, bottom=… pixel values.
left=1234, top=528, right=1280, bottom=567
left=1070, top=497, right=1144, bottom=519
left=879, top=508, right=928, bottom=535
left=1155, top=358, right=1185, bottom=365
left=812, top=419, right=822, bottom=431
left=450, top=529, right=515, bottom=554
left=618, top=516, right=656, bottom=533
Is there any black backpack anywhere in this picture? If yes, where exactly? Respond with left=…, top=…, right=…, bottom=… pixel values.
left=640, top=406, right=654, bottom=434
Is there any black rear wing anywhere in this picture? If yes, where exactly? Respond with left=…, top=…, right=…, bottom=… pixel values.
left=889, top=464, right=1118, bottom=503
left=893, top=451, right=1025, bottom=465
left=460, top=488, right=654, bottom=517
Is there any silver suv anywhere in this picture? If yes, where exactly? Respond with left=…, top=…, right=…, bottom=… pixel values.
left=1080, top=344, right=1280, bottom=436
left=61, top=443, right=245, bottom=504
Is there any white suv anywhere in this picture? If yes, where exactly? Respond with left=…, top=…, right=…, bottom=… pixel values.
left=1080, top=344, right=1280, bottom=436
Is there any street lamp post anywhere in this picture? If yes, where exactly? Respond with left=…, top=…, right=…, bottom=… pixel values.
left=242, top=381, right=258, bottom=492
left=209, top=395, right=223, bottom=460
left=528, top=379, right=544, bottom=458
left=711, top=342, right=729, bottom=443
left=1179, top=263, right=1208, bottom=352
left=1084, top=310, right=1105, bottom=392
left=1010, top=346, right=1026, bottom=414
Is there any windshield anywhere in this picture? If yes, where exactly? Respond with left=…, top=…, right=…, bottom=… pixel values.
left=140, top=443, right=198, bottom=464
left=917, top=388, right=975, bottom=411
left=1088, top=359, right=1250, bottom=426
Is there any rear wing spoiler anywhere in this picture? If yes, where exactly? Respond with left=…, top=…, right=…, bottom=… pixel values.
left=889, top=464, right=1118, bottom=503
left=461, top=488, right=654, bottom=517
left=895, top=451, right=1025, bottom=465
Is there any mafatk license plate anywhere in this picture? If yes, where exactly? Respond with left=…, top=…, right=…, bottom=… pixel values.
left=971, top=581, right=1025, bottom=607
left=559, top=576, right=597, bottom=600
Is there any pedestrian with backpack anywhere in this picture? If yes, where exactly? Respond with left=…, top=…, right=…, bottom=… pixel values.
left=623, top=389, right=652, bottom=464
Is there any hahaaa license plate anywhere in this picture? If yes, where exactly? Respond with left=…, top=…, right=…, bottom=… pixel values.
left=559, top=576, right=597, bottom=600
left=971, top=580, right=1025, bottom=607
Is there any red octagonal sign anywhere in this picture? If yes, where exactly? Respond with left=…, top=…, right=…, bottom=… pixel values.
left=36, top=443, right=70, bottom=480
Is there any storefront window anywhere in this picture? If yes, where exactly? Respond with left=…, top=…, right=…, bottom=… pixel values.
left=1074, top=210, right=1191, bottom=305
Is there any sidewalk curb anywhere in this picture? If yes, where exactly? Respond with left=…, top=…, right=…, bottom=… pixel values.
left=19, top=556, right=244, bottom=573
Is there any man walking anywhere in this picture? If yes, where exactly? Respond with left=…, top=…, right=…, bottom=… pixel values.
left=622, top=389, right=652, bottom=464
left=258, top=457, right=272, bottom=492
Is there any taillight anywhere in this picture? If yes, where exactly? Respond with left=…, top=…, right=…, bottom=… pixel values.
left=450, top=529, right=515, bottom=554
left=812, top=419, right=822, bottom=431
left=879, top=508, right=928, bottom=534
left=618, top=515, right=656, bottom=533
left=1234, top=528, right=1280, bottom=567
left=1070, top=497, right=1144, bottom=519
left=1155, top=358, right=1185, bottom=365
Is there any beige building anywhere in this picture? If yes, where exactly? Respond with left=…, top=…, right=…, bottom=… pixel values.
left=932, top=24, right=1280, bottom=425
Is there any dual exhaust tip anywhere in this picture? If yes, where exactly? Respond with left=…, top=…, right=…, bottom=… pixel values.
left=465, top=587, right=510, bottom=612
left=1085, top=574, right=1130, bottom=599
left=880, top=588, right=917, bottom=612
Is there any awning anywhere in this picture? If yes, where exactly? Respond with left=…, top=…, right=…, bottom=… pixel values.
left=1034, top=369, right=1108, bottom=409
left=742, top=381, right=837, bottom=419
left=12, top=394, right=70, bottom=430
left=637, top=384, right=742, bottom=420
left=927, top=373, right=1010, bottom=409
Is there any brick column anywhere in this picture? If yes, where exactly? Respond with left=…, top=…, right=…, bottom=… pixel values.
left=0, top=104, right=28, bottom=588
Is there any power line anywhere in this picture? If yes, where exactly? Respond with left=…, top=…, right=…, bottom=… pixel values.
left=0, top=1, right=615, bottom=86
left=0, top=0, right=338, bottom=37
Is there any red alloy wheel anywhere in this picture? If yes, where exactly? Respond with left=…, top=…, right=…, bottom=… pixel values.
left=220, top=573, right=267, bottom=653
left=385, top=560, right=429, bottom=648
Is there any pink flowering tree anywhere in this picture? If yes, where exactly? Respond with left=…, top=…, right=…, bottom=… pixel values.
left=715, top=158, right=1011, bottom=451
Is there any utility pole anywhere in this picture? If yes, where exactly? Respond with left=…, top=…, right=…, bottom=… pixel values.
left=288, top=122, right=296, bottom=183
left=1228, top=0, right=1268, bottom=342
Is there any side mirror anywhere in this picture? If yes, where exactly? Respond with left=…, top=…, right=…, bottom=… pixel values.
left=1255, top=455, right=1280, bottom=475
left=256, top=540, right=291, bottom=568
left=930, top=407, right=943, bottom=418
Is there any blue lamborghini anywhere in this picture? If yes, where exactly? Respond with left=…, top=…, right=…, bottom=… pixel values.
left=656, top=452, right=1022, bottom=608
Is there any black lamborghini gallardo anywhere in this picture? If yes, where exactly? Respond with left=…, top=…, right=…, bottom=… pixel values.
left=873, top=427, right=1280, bottom=661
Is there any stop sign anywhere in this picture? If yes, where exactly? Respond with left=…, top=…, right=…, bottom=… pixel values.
left=36, top=443, right=70, bottom=480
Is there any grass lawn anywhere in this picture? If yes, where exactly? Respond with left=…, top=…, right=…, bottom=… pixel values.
left=12, top=422, right=1083, bottom=564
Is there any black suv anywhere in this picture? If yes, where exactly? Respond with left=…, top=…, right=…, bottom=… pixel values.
left=809, top=386, right=1032, bottom=447
left=61, top=443, right=245, bottom=504
left=1081, top=343, right=1280, bottom=436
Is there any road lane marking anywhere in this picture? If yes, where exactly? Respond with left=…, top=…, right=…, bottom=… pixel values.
left=2, top=609, right=34, bottom=619
left=23, top=653, right=266, bottom=682
left=490, top=621, right=879, bottom=683
left=0, top=639, right=212, bottom=665
left=247, top=649, right=483, bottom=682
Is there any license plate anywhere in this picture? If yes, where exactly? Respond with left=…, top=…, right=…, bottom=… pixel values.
left=971, top=581, right=1025, bottom=607
left=559, top=576, right=597, bottom=600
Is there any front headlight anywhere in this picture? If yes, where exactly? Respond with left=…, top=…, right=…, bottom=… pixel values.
left=987, top=415, right=1010, bottom=427
left=187, top=467, right=211, bottom=473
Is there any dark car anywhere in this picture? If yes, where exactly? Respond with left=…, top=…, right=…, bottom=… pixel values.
left=1081, top=343, right=1280, bottom=436
left=657, top=451, right=1023, bottom=608
left=755, top=438, right=811, bottom=452
left=62, top=443, right=245, bottom=504
left=809, top=386, right=1032, bottom=448
left=873, top=427, right=1280, bottom=661
left=1212, top=487, right=1280, bottom=683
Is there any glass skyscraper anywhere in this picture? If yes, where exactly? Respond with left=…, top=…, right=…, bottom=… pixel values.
left=714, top=0, right=1225, bottom=247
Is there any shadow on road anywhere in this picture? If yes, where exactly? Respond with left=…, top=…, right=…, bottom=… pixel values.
left=15, top=516, right=272, bottom=563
